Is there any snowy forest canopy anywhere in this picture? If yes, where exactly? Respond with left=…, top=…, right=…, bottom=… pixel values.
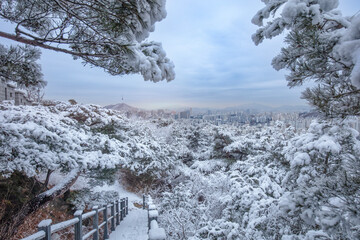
left=1, top=101, right=360, bottom=239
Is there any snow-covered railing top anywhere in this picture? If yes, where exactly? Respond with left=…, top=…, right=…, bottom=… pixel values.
left=145, top=195, right=166, bottom=240
left=20, top=197, right=129, bottom=240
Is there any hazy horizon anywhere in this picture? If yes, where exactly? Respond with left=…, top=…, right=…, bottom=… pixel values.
left=1, top=0, right=358, bottom=109
left=104, top=101, right=311, bottom=112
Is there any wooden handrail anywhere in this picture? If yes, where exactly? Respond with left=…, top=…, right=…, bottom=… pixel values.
left=20, top=197, right=129, bottom=240
left=82, top=211, right=96, bottom=220
left=82, top=229, right=97, bottom=240
left=51, top=218, right=79, bottom=233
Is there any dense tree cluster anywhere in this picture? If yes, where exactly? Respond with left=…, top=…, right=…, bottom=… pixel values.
left=155, top=120, right=360, bottom=239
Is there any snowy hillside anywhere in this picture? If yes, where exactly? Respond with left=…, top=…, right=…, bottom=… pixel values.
left=1, top=102, right=360, bottom=239
left=104, top=103, right=139, bottom=112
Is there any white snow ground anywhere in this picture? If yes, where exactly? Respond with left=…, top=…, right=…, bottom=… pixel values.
left=109, top=207, right=148, bottom=240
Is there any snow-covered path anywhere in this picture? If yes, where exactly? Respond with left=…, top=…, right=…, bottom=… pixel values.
left=92, top=176, right=148, bottom=240
left=109, top=208, right=148, bottom=240
left=76, top=173, right=149, bottom=240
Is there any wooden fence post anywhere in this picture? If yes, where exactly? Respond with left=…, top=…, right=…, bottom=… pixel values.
left=126, top=197, right=129, bottom=215
left=122, top=198, right=126, bottom=219
left=74, top=210, right=83, bottom=240
left=93, top=206, right=99, bottom=240
left=143, top=195, right=146, bottom=209
left=103, top=204, right=109, bottom=239
left=115, top=200, right=120, bottom=226
left=111, top=201, right=115, bottom=231
left=38, top=219, right=52, bottom=240
left=120, top=198, right=124, bottom=221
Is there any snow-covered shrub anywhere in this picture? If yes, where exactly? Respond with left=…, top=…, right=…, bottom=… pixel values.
left=69, top=188, right=118, bottom=210
left=0, top=102, right=176, bottom=181
left=280, top=120, right=360, bottom=239
left=159, top=170, right=233, bottom=240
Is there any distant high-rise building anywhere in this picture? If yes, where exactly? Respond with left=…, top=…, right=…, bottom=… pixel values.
left=180, top=109, right=191, bottom=119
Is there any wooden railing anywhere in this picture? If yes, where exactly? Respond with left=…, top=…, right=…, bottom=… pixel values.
left=144, top=195, right=166, bottom=240
left=21, top=197, right=129, bottom=240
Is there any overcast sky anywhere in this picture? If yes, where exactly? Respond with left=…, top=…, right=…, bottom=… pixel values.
left=3, top=0, right=359, bottom=109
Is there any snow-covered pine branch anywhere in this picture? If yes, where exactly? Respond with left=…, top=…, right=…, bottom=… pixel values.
left=0, top=44, right=46, bottom=88
left=252, top=0, right=360, bottom=117
left=0, top=0, right=175, bottom=82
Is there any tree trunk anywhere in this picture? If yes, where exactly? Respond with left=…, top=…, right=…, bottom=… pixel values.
left=44, top=169, right=54, bottom=189
left=0, top=168, right=80, bottom=240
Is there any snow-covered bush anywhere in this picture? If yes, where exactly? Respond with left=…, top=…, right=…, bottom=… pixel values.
left=0, top=102, right=176, bottom=180
left=279, top=120, right=360, bottom=239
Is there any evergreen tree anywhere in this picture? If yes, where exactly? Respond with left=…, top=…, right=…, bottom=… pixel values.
left=0, top=0, right=175, bottom=82
left=0, top=44, right=46, bottom=87
left=252, top=0, right=360, bottom=118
